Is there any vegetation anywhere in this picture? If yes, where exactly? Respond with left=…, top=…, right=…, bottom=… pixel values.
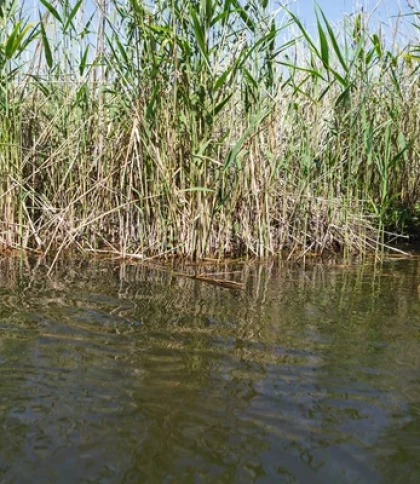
left=0, top=0, right=420, bottom=260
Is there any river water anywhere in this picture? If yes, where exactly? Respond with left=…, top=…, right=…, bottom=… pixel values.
left=0, top=256, right=419, bottom=483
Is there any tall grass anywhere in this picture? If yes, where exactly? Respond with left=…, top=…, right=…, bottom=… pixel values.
left=1, top=0, right=419, bottom=260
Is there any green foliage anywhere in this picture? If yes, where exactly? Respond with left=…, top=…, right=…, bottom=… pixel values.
left=1, top=0, right=420, bottom=258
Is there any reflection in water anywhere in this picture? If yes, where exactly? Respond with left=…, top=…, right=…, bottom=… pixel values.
left=0, top=256, right=420, bottom=483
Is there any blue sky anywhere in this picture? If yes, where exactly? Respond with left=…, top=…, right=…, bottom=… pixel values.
left=25, top=0, right=412, bottom=27
left=282, top=0, right=415, bottom=44
left=289, top=0, right=410, bottom=26
left=24, top=0, right=414, bottom=44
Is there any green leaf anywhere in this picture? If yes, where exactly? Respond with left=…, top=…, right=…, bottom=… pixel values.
left=224, top=111, right=270, bottom=170
left=371, top=33, right=382, bottom=59
left=214, top=92, right=233, bottom=116
left=328, top=66, right=349, bottom=87
left=243, top=67, right=258, bottom=89
left=79, top=45, right=89, bottom=75
left=63, top=0, right=83, bottom=32
left=277, top=61, right=326, bottom=81
left=146, top=84, right=160, bottom=121
left=214, top=66, right=232, bottom=92
left=204, top=0, right=214, bottom=27
left=190, top=7, right=209, bottom=64
left=107, top=31, right=128, bottom=66
left=4, top=20, right=35, bottom=60
left=286, top=8, right=320, bottom=58
left=316, top=12, right=329, bottom=69
left=318, top=7, right=349, bottom=73
left=39, top=0, right=63, bottom=24
left=231, top=0, right=255, bottom=32
left=5, top=22, right=21, bottom=58
left=40, top=18, right=53, bottom=69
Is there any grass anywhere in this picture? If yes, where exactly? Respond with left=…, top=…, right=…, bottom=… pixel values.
left=1, top=0, right=420, bottom=261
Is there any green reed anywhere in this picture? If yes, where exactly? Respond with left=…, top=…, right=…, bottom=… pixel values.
left=0, top=0, right=419, bottom=259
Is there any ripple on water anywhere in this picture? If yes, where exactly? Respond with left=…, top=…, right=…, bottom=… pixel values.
left=1, top=259, right=420, bottom=482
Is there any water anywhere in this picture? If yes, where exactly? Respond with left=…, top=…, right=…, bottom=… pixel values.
left=1, top=256, right=420, bottom=483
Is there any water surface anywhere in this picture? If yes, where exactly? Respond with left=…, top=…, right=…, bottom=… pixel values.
left=0, top=256, right=420, bottom=483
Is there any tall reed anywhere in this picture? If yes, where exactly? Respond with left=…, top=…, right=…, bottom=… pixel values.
left=1, top=0, right=419, bottom=259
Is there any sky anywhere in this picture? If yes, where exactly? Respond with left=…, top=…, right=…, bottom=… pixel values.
left=288, top=0, right=412, bottom=26
left=22, top=0, right=417, bottom=46
left=282, top=0, right=416, bottom=43
left=23, top=0, right=415, bottom=27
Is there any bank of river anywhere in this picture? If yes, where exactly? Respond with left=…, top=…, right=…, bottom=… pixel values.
left=0, top=256, right=420, bottom=483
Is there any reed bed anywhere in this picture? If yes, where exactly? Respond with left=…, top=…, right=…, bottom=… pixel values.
left=0, top=0, right=419, bottom=260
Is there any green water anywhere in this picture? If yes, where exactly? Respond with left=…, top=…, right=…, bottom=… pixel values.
left=1, top=257, right=420, bottom=483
